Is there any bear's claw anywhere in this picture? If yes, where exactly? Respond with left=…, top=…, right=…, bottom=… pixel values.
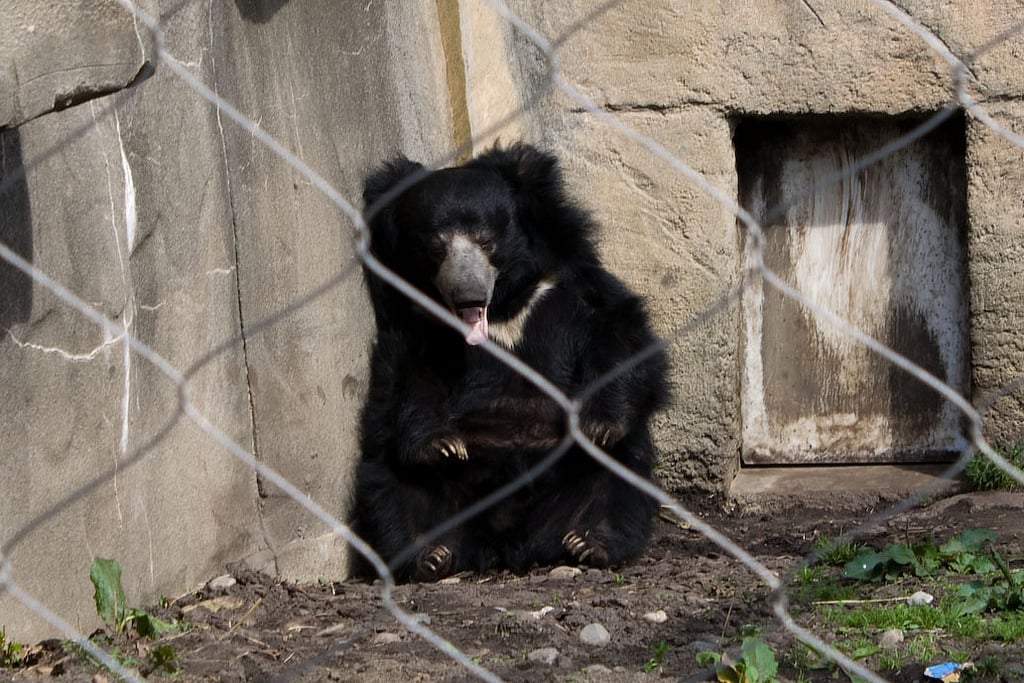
left=424, top=435, right=469, bottom=461
left=562, top=530, right=609, bottom=566
left=583, top=421, right=626, bottom=448
left=417, top=544, right=453, bottom=580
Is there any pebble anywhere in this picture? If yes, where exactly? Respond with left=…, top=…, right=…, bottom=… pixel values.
left=208, top=574, right=237, bottom=591
left=583, top=664, right=612, bottom=676
left=527, top=605, right=555, bottom=619
left=579, top=622, right=611, bottom=647
left=689, top=635, right=722, bottom=652
left=907, top=590, right=934, bottom=605
left=549, top=565, right=582, bottom=581
left=371, top=632, right=402, bottom=645
left=879, top=628, right=904, bottom=648
left=643, top=609, right=668, bottom=624
left=527, top=647, right=560, bottom=665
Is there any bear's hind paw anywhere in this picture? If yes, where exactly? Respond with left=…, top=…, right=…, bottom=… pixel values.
left=562, top=531, right=610, bottom=567
left=416, top=544, right=454, bottom=581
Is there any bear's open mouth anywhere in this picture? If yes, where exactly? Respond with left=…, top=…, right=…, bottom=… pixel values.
left=456, top=305, right=488, bottom=345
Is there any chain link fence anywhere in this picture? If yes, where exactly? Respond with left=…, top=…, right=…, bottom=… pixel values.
left=2, top=1, right=1024, bottom=681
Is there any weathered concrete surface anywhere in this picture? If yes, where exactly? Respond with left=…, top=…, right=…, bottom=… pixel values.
left=967, top=107, right=1024, bottom=443
left=0, top=1, right=452, bottom=641
left=495, top=0, right=1024, bottom=491
left=210, top=0, right=453, bottom=581
left=0, top=0, right=155, bottom=129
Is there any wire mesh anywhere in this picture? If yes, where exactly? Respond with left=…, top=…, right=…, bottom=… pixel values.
left=1, top=1, right=1023, bottom=681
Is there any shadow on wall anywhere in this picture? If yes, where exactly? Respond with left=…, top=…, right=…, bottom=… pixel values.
left=234, top=0, right=291, bottom=23
left=0, top=127, right=32, bottom=331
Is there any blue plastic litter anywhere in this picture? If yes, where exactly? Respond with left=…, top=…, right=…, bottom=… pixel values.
left=923, top=662, right=963, bottom=680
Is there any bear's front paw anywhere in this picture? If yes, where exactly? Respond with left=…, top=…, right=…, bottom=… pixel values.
left=562, top=530, right=610, bottom=567
left=582, top=421, right=626, bottom=448
left=415, top=544, right=454, bottom=581
left=422, top=434, right=469, bottom=462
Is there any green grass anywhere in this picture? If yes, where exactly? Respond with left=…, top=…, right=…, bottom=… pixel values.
left=0, top=627, right=24, bottom=667
left=812, top=536, right=865, bottom=566
left=784, top=527, right=1024, bottom=680
left=965, top=443, right=1024, bottom=491
left=641, top=640, right=670, bottom=673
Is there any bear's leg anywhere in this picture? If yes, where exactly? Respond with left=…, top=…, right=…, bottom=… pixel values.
left=512, top=432, right=658, bottom=569
left=351, top=462, right=474, bottom=581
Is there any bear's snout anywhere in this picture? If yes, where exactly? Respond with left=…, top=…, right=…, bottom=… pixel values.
left=434, top=234, right=497, bottom=345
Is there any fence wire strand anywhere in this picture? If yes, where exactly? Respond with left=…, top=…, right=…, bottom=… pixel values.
left=2, top=0, right=1024, bottom=681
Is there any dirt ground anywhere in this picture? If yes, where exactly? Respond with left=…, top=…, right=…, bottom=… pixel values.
left=4, top=490, right=1023, bottom=683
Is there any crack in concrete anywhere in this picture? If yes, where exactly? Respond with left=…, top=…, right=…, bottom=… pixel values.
left=798, top=0, right=826, bottom=29
left=207, top=0, right=278, bottom=575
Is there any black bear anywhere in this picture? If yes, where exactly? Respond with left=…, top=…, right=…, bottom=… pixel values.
left=351, top=143, right=669, bottom=582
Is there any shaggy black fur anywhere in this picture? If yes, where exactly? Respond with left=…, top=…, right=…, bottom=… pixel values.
left=351, top=143, right=669, bottom=581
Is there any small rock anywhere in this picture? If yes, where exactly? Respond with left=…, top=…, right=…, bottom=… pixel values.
left=439, top=575, right=462, bottom=584
left=643, top=609, right=668, bottom=624
left=527, top=647, right=559, bottom=665
left=689, top=637, right=721, bottom=653
left=549, top=565, right=582, bottom=581
left=579, top=622, right=611, bottom=647
left=371, top=632, right=401, bottom=645
left=583, top=664, right=612, bottom=675
left=527, top=605, right=555, bottom=619
left=183, top=595, right=244, bottom=614
left=907, top=590, right=934, bottom=605
left=879, top=628, right=904, bottom=648
left=208, top=574, right=237, bottom=591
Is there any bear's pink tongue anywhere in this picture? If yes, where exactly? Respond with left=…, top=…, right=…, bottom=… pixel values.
left=457, top=306, right=488, bottom=345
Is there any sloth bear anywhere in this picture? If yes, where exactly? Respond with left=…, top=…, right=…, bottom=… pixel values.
left=351, top=143, right=669, bottom=582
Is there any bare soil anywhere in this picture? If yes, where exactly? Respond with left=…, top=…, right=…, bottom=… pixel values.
left=4, top=491, right=1023, bottom=683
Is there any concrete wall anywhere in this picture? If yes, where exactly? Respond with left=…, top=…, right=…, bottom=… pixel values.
left=494, top=0, right=1024, bottom=491
left=3, top=0, right=1023, bottom=641
left=0, top=0, right=155, bottom=128
left=1, top=1, right=452, bottom=641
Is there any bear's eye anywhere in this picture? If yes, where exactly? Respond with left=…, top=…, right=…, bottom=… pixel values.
left=428, top=242, right=446, bottom=261
left=478, top=237, right=493, bottom=252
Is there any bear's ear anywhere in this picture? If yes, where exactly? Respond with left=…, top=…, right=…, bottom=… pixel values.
left=470, top=142, right=597, bottom=261
left=362, top=156, right=425, bottom=210
left=468, top=142, right=561, bottom=199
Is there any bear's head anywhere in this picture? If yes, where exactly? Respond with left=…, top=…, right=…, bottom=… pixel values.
left=362, top=143, right=597, bottom=346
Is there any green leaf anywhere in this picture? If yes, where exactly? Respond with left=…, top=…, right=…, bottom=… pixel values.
left=957, top=582, right=994, bottom=614
left=741, top=637, right=778, bottom=681
left=851, top=644, right=881, bottom=659
left=696, top=650, right=722, bottom=667
left=148, top=644, right=180, bottom=674
left=844, top=550, right=886, bottom=580
left=716, top=667, right=741, bottom=683
left=886, top=543, right=917, bottom=566
left=130, top=609, right=180, bottom=638
left=90, top=557, right=128, bottom=630
left=940, top=527, right=997, bottom=556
